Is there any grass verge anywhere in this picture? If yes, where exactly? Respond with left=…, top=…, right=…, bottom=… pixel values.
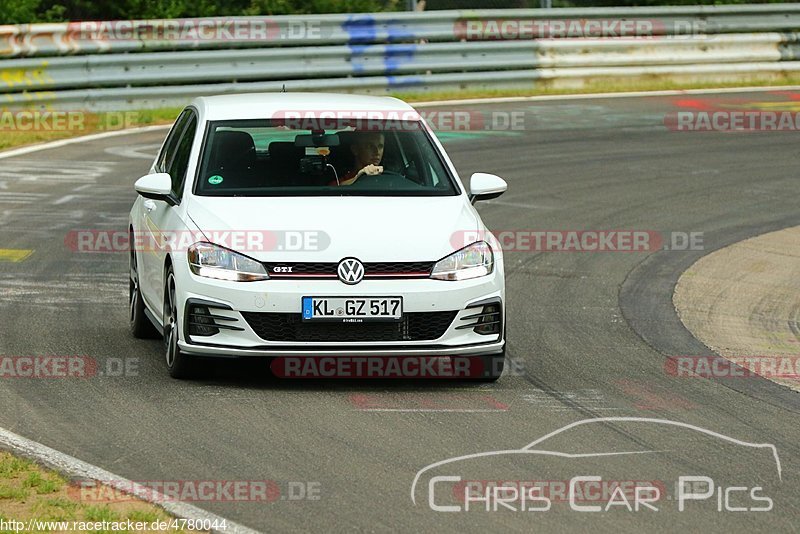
left=394, top=73, right=800, bottom=102
left=0, top=108, right=182, bottom=152
left=3, top=76, right=800, bottom=153
left=0, top=451, right=204, bottom=533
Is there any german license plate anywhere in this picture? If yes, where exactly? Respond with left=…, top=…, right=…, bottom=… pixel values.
left=302, top=297, right=402, bottom=322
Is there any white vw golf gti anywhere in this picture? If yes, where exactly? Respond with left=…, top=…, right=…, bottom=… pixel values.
left=129, top=93, right=508, bottom=380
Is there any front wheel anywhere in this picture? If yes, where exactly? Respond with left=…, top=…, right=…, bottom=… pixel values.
left=130, top=248, right=159, bottom=339
left=164, top=266, right=193, bottom=379
left=453, top=349, right=505, bottom=382
left=476, top=352, right=505, bottom=382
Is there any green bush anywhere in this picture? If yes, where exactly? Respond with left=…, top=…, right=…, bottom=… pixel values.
left=1, top=0, right=402, bottom=23
left=3, top=0, right=798, bottom=24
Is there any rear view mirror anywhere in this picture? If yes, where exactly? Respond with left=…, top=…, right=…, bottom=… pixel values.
left=469, top=173, right=507, bottom=203
left=134, top=173, right=177, bottom=205
left=294, top=133, right=340, bottom=147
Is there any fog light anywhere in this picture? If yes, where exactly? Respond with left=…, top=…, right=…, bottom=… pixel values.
left=188, top=305, right=219, bottom=337
left=474, top=303, right=501, bottom=335
left=456, top=301, right=502, bottom=336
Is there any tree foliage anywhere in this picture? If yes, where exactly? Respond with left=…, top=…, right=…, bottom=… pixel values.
left=2, top=0, right=797, bottom=24
left=0, top=0, right=401, bottom=23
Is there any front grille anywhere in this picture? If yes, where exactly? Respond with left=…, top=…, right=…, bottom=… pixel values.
left=264, top=261, right=434, bottom=279
left=364, top=262, right=434, bottom=275
left=266, top=262, right=332, bottom=275
left=241, top=311, right=457, bottom=342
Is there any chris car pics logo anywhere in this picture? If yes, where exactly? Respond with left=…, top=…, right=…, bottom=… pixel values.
left=411, top=417, right=780, bottom=513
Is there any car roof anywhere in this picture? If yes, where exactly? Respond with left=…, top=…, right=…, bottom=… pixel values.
left=191, top=92, right=416, bottom=121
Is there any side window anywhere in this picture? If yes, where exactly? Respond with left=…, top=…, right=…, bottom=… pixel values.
left=167, top=114, right=198, bottom=199
left=156, top=110, right=191, bottom=172
left=397, top=133, right=427, bottom=186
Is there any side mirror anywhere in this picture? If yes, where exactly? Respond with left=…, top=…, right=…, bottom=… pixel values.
left=469, top=173, right=507, bottom=204
left=134, top=173, right=177, bottom=205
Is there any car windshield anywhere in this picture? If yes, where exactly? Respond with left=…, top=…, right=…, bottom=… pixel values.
left=194, top=119, right=460, bottom=197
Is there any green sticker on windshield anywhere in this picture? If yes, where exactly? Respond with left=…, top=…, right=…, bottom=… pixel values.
left=208, top=175, right=223, bottom=185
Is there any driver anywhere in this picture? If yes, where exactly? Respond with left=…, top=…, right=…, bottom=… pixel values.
left=330, top=132, right=385, bottom=186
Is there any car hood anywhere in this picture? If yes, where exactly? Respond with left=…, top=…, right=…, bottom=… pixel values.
left=186, top=195, right=480, bottom=262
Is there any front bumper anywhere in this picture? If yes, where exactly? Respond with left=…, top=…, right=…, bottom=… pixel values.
left=173, top=261, right=505, bottom=357
left=178, top=339, right=505, bottom=357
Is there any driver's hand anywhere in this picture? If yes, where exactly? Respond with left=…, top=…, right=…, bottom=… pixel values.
left=357, top=164, right=383, bottom=178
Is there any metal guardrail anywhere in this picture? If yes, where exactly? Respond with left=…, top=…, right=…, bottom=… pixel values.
left=2, top=5, right=800, bottom=110
left=5, top=5, right=800, bottom=58
left=4, top=34, right=799, bottom=93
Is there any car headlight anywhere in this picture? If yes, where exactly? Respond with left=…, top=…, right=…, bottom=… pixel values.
left=431, top=241, right=494, bottom=281
left=187, top=242, right=269, bottom=282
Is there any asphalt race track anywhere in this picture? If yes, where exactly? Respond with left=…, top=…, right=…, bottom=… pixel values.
left=0, top=90, right=799, bottom=532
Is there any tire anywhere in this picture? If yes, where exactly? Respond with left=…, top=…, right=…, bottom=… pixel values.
left=476, top=350, right=505, bottom=382
left=451, top=350, right=505, bottom=382
left=129, top=247, right=159, bottom=339
left=458, top=326, right=506, bottom=382
left=163, top=266, right=193, bottom=379
left=481, top=323, right=509, bottom=382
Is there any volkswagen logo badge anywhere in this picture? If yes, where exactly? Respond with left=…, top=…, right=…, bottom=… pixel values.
left=337, top=258, right=365, bottom=285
